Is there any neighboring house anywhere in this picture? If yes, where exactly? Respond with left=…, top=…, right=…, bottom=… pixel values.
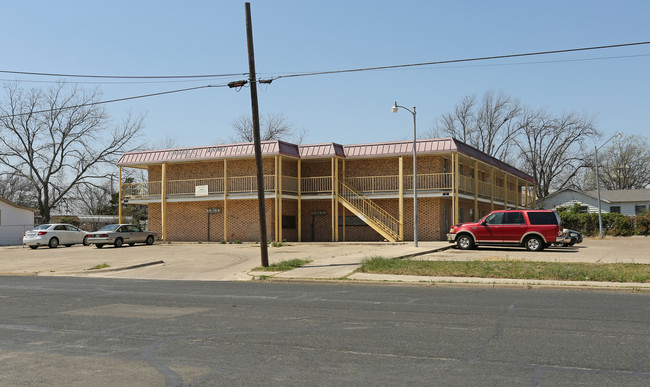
left=0, top=198, right=37, bottom=246
left=538, top=188, right=650, bottom=216
left=117, top=138, right=537, bottom=242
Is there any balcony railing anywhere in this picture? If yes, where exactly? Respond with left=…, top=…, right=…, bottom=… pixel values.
left=121, top=172, right=530, bottom=206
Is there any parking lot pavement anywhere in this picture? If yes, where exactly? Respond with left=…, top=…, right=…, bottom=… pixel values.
left=417, top=236, right=650, bottom=264
left=0, top=237, right=647, bottom=283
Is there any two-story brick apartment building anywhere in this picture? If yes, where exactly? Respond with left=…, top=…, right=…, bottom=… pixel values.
left=117, top=137, right=536, bottom=243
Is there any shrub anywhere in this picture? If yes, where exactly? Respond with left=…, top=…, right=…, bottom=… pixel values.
left=611, top=215, right=634, bottom=236
left=635, top=211, right=650, bottom=236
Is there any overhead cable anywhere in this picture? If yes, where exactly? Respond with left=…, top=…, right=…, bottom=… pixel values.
left=271, top=41, right=650, bottom=80
left=0, top=84, right=226, bottom=119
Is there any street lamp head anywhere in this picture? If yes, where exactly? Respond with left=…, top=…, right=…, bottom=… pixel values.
left=391, top=101, right=398, bottom=113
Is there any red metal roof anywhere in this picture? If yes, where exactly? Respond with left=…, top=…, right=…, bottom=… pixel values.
left=117, top=137, right=535, bottom=184
left=298, top=143, right=345, bottom=158
left=117, top=140, right=300, bottom=166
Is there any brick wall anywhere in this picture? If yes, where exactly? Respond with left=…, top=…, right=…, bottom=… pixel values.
left=147, top=198, right=275, bottom=242
left=343, top=155, right=445, bottom=177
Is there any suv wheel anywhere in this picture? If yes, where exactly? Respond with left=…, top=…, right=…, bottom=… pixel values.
left=456, top=234, right=475, bottom=250
left=525, top=236, right=544, bottom=252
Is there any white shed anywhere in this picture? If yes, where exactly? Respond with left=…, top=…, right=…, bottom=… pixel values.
left=0, top=198, right=37, bottom=246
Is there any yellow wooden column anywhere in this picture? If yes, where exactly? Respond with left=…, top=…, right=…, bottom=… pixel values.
left=331, top=158, right=335, bottom=241
left=279, top=155, right=283, bottom=242
left=223, top=159, right=228, bottom=242
left=342, top=159, right=346, bottom=242
left=298, top=159, right=302, bottom=242
left=524, top=182, right=529, bottom=209
left=398, top=156, right=404, bottom=241
left=334, top=158, right=339, bottom=242
left=161, top=162, right=167, bottom=241
left=504, top=173, right=508, bottom=210
left=473, top=159, right=479, bottom=221
left=454, top=152, right=460, bottom=224
left=490, top=166, right=494, bottom=211
left=118, top=166, right=122, bottom=223
left=274, top=156, right=279, bottom=242
left=516, top=179, right=520, bottom=210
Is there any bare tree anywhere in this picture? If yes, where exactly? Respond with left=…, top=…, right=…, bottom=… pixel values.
left=515, top=108, right=598, bottom=198
left=431, top=90, right=521, bottom=163
left=0, top=82, right=143, bottom=222
left=598, top=134, right=650, bottom=189
left=230, top=112, right=307, bottom=144
left=73, top=180, right=115, bottom=215
left=0, top=171, right=35, bottom=207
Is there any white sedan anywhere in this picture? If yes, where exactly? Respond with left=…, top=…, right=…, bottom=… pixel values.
left=23, top=224, right=90, bottom=249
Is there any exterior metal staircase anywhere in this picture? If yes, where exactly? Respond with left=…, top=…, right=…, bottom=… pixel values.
left=337, top=180, right=402, bottom=242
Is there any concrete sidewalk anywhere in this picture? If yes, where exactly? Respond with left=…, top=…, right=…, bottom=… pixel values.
left=1, top=237, right=648, bottom=289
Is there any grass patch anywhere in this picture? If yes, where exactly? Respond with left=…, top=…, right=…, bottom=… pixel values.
left=89, top=263, right=110, bottom=270
left=358, top=257, right=650, bottom=283
left=254, top=259, right=312, bottom=272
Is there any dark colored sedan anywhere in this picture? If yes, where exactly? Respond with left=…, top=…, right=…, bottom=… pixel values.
left=87, top=224, right=157, bottom=248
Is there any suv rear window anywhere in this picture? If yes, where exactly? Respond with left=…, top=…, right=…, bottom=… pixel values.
left=527, top=211, right=558, bottom=225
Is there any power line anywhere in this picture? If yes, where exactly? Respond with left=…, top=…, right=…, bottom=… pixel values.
left=270, top=41, right=650, bottom=80
left=0, top=84, right=227, bottom=119
left=0, top=69, right=247, bottom=79
left=0, top=77, right=244, bottom=85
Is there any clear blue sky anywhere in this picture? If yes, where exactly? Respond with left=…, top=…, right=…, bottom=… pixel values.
left=3, top=0, right=648, bottom=148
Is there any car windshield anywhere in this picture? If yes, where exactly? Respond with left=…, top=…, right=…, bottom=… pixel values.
left=97, top=224, right=121, bottom=232
left=34, top=224, right=51, bottom=230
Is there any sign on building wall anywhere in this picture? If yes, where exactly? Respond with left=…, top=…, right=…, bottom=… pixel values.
left=195, top=185, right=209, bottom=197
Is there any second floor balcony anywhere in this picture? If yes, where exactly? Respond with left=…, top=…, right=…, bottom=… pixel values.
left=122, top=172, right=531, bottom=206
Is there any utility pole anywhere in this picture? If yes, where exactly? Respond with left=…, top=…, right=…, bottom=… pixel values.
left=245, top=2, right=269, bottom=266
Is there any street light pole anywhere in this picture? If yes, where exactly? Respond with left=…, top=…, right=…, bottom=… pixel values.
left=595, top=133, right=622, bottom=239
left=392, top=101, right=418, bottom=247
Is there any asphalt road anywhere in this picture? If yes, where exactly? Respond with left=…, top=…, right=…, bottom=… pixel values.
left=0, top=277, right=648, bottom=386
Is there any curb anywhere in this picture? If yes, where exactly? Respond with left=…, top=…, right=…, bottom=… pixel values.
left=253, top=275, right=650, bottom=292
left=87, top=260, right=165, bottom=273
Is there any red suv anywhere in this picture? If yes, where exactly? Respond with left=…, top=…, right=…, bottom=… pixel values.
left=447, top=210, right=562, bottom=251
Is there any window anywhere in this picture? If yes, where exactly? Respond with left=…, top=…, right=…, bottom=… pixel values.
left=579, top=205, right=589, bottom=213
left=459, top=208, right=464, bottom=223
left=503, top=211, right=525, bottom=224
left=635, top=205, right=647, bottom=215
left=527, top=211, right=559, bottom=225
left=338, top=216, right=367, bottom=226
left=282, top=215, right=296, bottom=229
left=610, top=206, right=621, bottom=214
left=484, top=212, right=504, bottom=225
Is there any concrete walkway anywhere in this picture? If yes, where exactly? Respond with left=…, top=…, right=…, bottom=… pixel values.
left=1, top=237, right=649, bottom=289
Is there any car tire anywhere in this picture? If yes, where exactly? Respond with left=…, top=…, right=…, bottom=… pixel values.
left=456, top=234, right=475, bottom=250
left=145, top=235, right=154, bottom=245
left=525, top=236, right=544, bottom=252
left=114, top=238, right=123, bottom=248
left=96, top=244, right=104, bottom=249
left=29, top=245, right=38, bottom=250
left=48, top=237, right=59, bottom=248
left=82, top=236, right=90, bottom=246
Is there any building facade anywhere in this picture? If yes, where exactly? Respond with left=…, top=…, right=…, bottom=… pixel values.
left=0, top=198, right=36, bottom=246
left=117, top=138, right=537, bottom=242
left=538, top=188, right=650, bottom=216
